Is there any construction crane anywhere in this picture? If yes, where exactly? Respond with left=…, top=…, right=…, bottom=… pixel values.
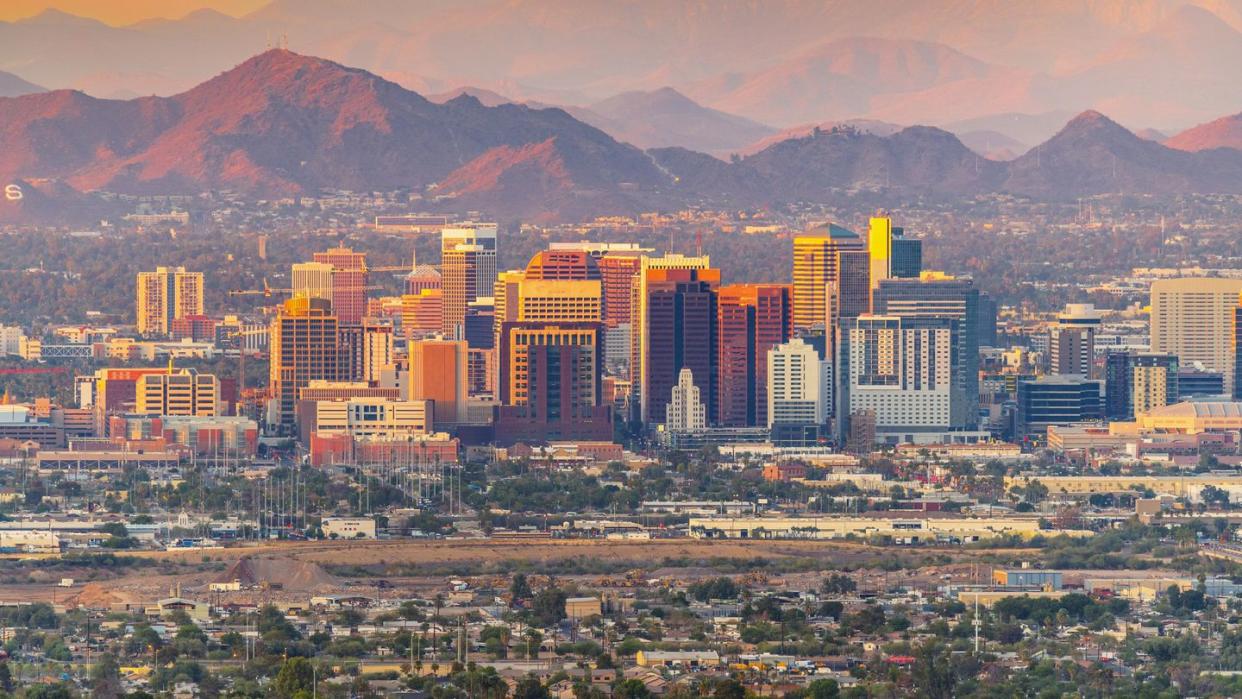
left=227, top=279, right=384, bottom=297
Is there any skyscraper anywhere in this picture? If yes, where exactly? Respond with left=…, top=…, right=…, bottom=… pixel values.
left=270, top=296, right=340, bottom=428
left=441, top=224, right=498, bottom=339
left=872, top=274, right=981, bottom=429
left=400, top=289, right=443, bottom=338
left=792, top=224, right=865, bottom=331
left=291, top=262, right=334, bottom=304
left=136, top=267, right=203, bottom=336
left=313, top=246, right=368, bottom=325
left=1049, top=303, right=1102, bottom=377
left=338, top=319, right=394, bottom=384
left=716, top=284, right=792, bottom=427
left=767, top=337, right=831, bottom=428
left=868, top=215, right=894, bottom=291
left=136, top=369, right=220, bottom=417
left=634, top=259, right=720, bottom=424
left=631, top=254, right=716, bottom=423
left=1150, top=278, right=1242, bottom=396
left=409, top=339, right=469, bottom=428
left=1235, top=294, right=1242, bottom=400
left=495, top=321, right=611, bottom=444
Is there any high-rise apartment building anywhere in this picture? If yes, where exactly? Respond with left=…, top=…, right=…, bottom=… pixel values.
left=767, top=337, right=831, bottom=428
left=269, top=297, right=340, bottom=428
left=313, top=246, right=369, bottom=325
left=848, top=315, right=954, bottom=441
left=1150, top=278, right=1242, bottom=396
left=634, top=259, right=720, bottom=424
left=1235, top=295, right=1242, bottom=399
left=136, top=369, right=220, bottom=417
left=792, top=224, right=865, bottom=330
left=338, top=319, right=394, bottom=384
left=409, top=339, right=469, bottom=427
left=716, top=284, right=792, bottom=427
left=1131, top=353, right=1180, bottom=416
left=441, top=224, right=498, bottom=339
left=495, top=321, right=611, bottom=444
left=1049, top=303, right=1101, bottom=377
left=136, top=267, right=203, bottom=336
left=872, top=274, right=980, bottom=429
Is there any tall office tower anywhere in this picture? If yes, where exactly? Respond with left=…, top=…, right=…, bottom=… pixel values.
left=890, top=233, right=922, bottom=279
left=977, top=294, right=999, bottom=347
left=269, top=297, right=340, bottom=427
left=665, top=368, right=706, bottom=432
left=872, top=274, right=981, bottom=429
left=291, top=262, right=334, bottom=303
left=597, top=254, right=644, bottom=371
left=716, top=284, right=792, bottom=427
left=136, top=267, right=203, bottom=336
left=767, top=337, right=831, bottom=428
left=492, top=270, right=527, bottom=343
left=313, top=246, right=368, bottom=325
left=634, top=257, right=720, bottom=424
left=1049, top=303, right=1101, bottom=377
left=868, top=215, right=894, bottom=291
left=1131, top=353, right=1180, bottom=416
left=631, top=254, right=715, bottom=421
left=1104, top=351, right=1134, bottom=420
left=405, top=264, right=442, bottom=295
left=1235, top=295, right=1242, bottom=399
left=597, top=254, right=643, bottom=328
left=339, top=319, right=395, bottom=384
left=495, top=321, right=611, bottom=443
left=464, top=298, right=496, bottom=349
left=136, top=369, right=220, bottom=417
left=441, top=224, right=499, bottom=339
left=400, top=289, right=443, bottom=338
left=1150, top=278, right=1242, bottom=396
left=829, top=249, right=872, bottom=326
left=848, top=315, right=954, bottom=441
left=464, top=298, right=496, bottom=395
left=516, top=280, right=603, bottom=324
left=409, top=339, right=469, bottom=428
left=792, top=223, right=865, bottom=330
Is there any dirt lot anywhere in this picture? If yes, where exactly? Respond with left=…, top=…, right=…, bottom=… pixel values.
left=0, top=538, right=1052, bottom=608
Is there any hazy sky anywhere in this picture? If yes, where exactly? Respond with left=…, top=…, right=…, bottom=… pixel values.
left=0, top=0, right=269, bottom=25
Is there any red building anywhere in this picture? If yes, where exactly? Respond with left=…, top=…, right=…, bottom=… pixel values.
left=313, top=246, right=368, bottom=325
left=598, top=255, right=641, bottom=329
left=716, top=285, right=792, bottom=427
left=170, top=315, right=218, bottom=342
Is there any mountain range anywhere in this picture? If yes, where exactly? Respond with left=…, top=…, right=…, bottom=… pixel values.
left=4, top=1, right=1242, bottom=134
left=0, top=69, right=43, bottom=97
left=4, top=50, right=1242, bottom=223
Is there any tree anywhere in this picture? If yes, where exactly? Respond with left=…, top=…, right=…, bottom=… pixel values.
left=513, top=675, right=550, bottom=699
left=910, top=642, right=956, bottom=699
left=531, top=588, right=568, bottom=627
left=821, top=573, right=856, bottom=595
left=0, top=662, right=11, bottom=692
left=511, top=573, right=533, bottom=602
left=807, top=679, right=840, bottom=699
left=712, top=679, right=746, bottom=699
left=273, top=657, right=315, bottom=699
left=91, top=653, right=124, bottom=699
left=614, top=679, right=653, bottom=699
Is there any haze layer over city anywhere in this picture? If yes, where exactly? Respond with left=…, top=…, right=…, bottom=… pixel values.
left=2, top=2, right=1242, bottom=698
